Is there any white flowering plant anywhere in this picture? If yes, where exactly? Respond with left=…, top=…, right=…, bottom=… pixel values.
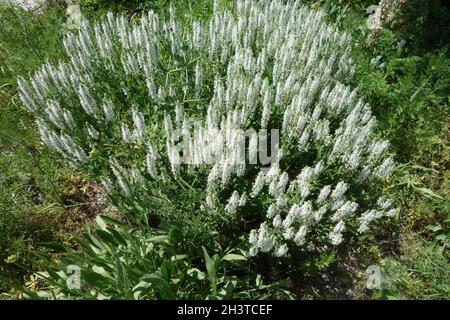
left=18, top=0, right=399, bottom=294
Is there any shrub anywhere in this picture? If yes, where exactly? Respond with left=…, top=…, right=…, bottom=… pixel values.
left=18, top=0, right=398, bottom=297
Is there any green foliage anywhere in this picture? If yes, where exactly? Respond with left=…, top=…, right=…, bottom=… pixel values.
left=33, top=216, right=293, bottom=299
left=0, top=4, right=66, bottom=82
left=374, top=236, right=450, bottom=300
left=0, top=98, right=72, bottom=292
left=0, top=126, right=67, bottom=292
left=356, top=44, right=449, bottom=163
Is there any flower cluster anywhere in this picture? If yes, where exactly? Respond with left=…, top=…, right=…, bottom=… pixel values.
left=18, top=0, right=398, bottom=258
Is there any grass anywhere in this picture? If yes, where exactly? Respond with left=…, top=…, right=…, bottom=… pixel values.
left=376, top=235, right=450, bottom=299
left=0, top=0, right=449, bottom=299
left=0, top=3, right=100, bottom=295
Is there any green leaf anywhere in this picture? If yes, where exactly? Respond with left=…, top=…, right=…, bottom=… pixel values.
left=92, top=266, right=111, bottom=278
left=81, top=269, right=114, bottom=289
left=426, top=225, right=443, bottom=232
left=218, top=279, right=237, bottom=298
left=139, top=273, right=169, bottom=288
left=138, top=273, right=175, bottom=299
left=436, top=234, right=447, bottom=241
left=202, top=246, right=217, bottom=296
left=256, top=274, right=263, bottom=287
left=221, top=253, right=246, bottom=262
left=187, top=268, right=205, bottom=280
left=5, top=254, right=17, bottom=264
left=132, top=281, right=151, bottom=299
left=170, top=254, right=188, bottom=261
left=116, top=258, right=129, bottom=295
left=75, top=238, right=95, bottom=253
left=96, top=215, right=108, bottom=230
left=96, top=229, right=116, bottom=245
left=97, top=215, right=127, bottom=227
left=150, top=235, right=171, bottom=243
left=415, top=187, right=444, bottom=199
left=160, top=261, right=173, bottom=280
left=109, top=228, right=128, bottom=246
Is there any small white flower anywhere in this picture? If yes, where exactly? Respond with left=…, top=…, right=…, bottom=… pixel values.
left=317, top=185, right=332, bottom=204
left=385, top=208, right=399, bottom=218
left=273, top=214, right=282, bottom=228
left=331, top=181, right=348, bottom=200
left=249, top=229, right=258, bottom=245
left=251, top=171, right=266, bottom=197
left=225, top=190, right=240, bottom=213
left=249, top=246, right=258, bottom=257
left=132, top=109, right=146, bottom=141
left=294, top=225, right=308, bottom=246
left=121, top=123, right=134, bottom=143
left=329, top=232, right=343, bottom=246
left=87, top=124, right=99, bottom=140
left=274, top=244, right=288, bottom=257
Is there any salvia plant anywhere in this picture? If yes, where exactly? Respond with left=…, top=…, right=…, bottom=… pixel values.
left=18, top=0, right=398, bottom=293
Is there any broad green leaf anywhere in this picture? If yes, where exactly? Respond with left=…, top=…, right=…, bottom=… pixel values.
left=133, top=281, right=151, bottom=299
left=96, top=229, right=116, bottom=245
left=116, top=258, right=129, bottom=295
left=139, top=273, right=168, bottom=288
left=171, top=254, right=188, bottom=261
left=161, top=261, right=173, bottom=280
left=426, top=225, right=443, bottom=232
left=150, top=235, right=171, bottom=243
left=436, top=234, right=447, bottom=241
left=221, top=253, right=246, bottom=262
left=218, top=279, right=237, bottom=298
left=92, top=266, right=111, bottom=278
left=96, top=215, right=108, bottom=230
left=187, top=268, right=205, bottom=280
left=97, top=215, right=127, bottom=227
left=5, top=254, right=17, bottom=264
left=81, top=269, right=114, bottom=289
left=202, top=246, right=217, bottom=295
